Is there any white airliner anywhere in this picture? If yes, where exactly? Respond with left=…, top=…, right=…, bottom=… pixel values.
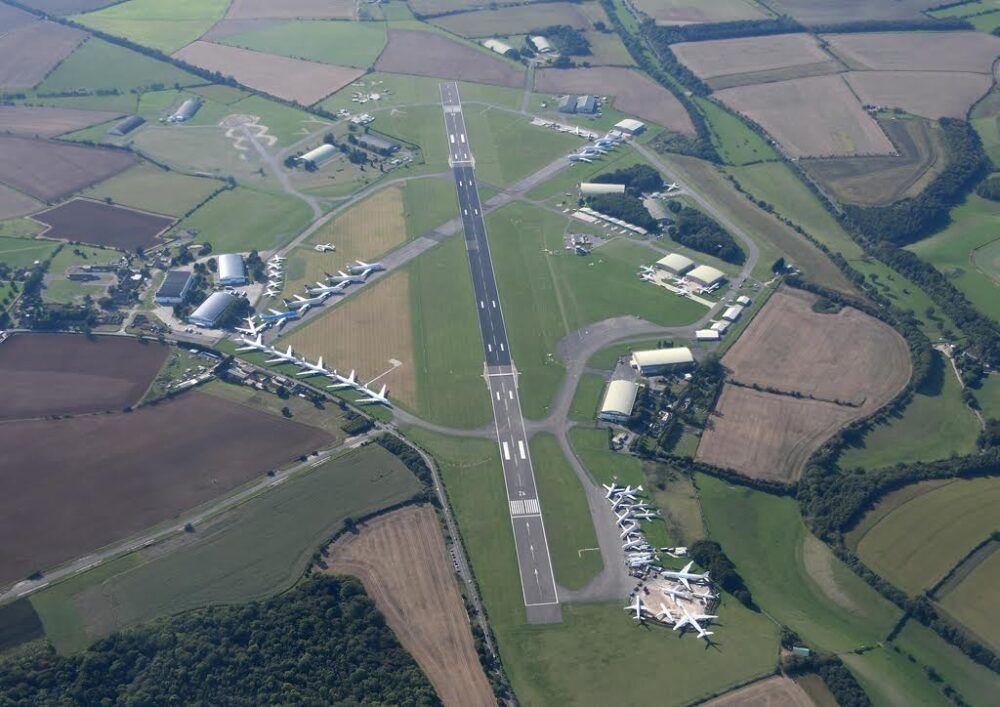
left=568, top=154, right=592, bottom=163
left=306, top=281, right=348, bottom=296
left=266, top=345, right=298, bottom=364
left=283, top=292, right=330, bottom=309
left=356, top=383, right=389, bottom=406
left=326, top=369, right=356, bottom=390
left=326, top=270, right=365, bottom=285
left=264, top=287, right=281, bottom=298
left=313, top=243, right=336, bottom=252
left=235, top=316, right=264, bottom=336
left=619, top=523, right=639, bottom=539
left=622, top=538, right=648, bottom=551
left=603, top=483, right=625, bottom=498
left=346, top=260, right=385, bottom=276
left=655, top=608, right=676, bottom=623
left=673, top=604, right=716, bottom=639
left=236, top=334, right=267, bottom=352
left=666, top=182, right=681, bottom=193
left=296, top=356, right=327, bottom=377
left=661, top=561, right=710, bottom=592
left=268, top=256, right=286, bottom=263
left=624, top=595, right=644, bottom=621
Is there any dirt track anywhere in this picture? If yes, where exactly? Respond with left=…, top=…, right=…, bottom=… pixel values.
left=324, top=505, right=495, bottom=707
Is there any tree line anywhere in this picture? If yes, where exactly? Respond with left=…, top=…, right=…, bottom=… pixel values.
left=668, top=205, right=746, bottom=264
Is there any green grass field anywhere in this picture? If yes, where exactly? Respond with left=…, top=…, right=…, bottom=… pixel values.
left=173, top=187, right=312, bottom=253
left=971, top=90, right=1000, bottom=163
left=855, top=477, right=1000, bottom=594
left=938, top=546, right=1000, bottom=652
left=568, top=373, right=607, bottom=422
left=31, top=446, right=420, bottom=653
left=841, top=647, right=952, bottom=707
left=219, top=20, right=387, bottom=68
left=38, top=37, right=201, bottom=94
left=403, top=176, right=459, bottom=237
left=371, top=104, right=451, bottom=174
left=43, top=244, right=118, bottom=303
left=525, top=147, right=649, bottom=201
left=848, top=258, right=958, bottom=341
left=694, top=96, right=780, bottom=166
left=646, top=463, right=706, bottom=544
left=698, top=474, right=901, bottom=653
left=973, top=372, right=1000, bottom=417
left=529, top=433, right=603, bottom=590
left=569, top=426, right=643, bottom=487
left=838, top=352, right=980, bottom=469
left=587, top=337, right=672, bottom=370
left=0, top=218, right=43, bottom=240
left=907, top=194, right=999, bottom=323
left=318, top=72, right=525, bottom=115
left=75, top=0, right=230, bottom=54
left=0, top=237, right=58, bottom=269
left=80, top=163, right=222, bottom=217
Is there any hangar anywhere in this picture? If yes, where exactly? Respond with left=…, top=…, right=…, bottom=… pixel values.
left=580, top=182, right=625, bottom=196
left=296, top=143, right=337, bottom=169
left=154, top=269, right=193, bottom=305
left=108, top=115, right=144, bottom=137
left=483, top=39, right=514, bottom=56
left=168, top=97, right=202, bottom=123
left=598, top=379, right=638, bottom=423
left=631, top=347, right=694, bottom=375
left=696, top=329, right=721, bottom=342
left=217, top=254, right=247, bottom=286
left=722, top=304, right=744, bottom=322
left=355, top=134, right=400, bottom=155
left=614, top=118, right=645, bottom=135
left=531, top=36, right=552, bottom=53
left=188, top=291, right=236, bottom=327
left=656, top=253, right=694, bottom=276
left=687, top=264, right=726, bottom=288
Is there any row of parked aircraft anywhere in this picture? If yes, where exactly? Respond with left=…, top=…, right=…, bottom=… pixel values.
left=568, top=133, right=623, bottom=163
left=264, top=255, right=285, bottom=298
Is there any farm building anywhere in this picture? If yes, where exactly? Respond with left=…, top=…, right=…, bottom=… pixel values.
left=598, top=379, right=639, bottom=423
left=531, top=36, right=552, bottom=53
left=722, top=304, right=744, bottom=322
left=631, top=347, right=694, bottom=376
left=296, top=143, right=338, bottom=169
left=354, top=134, right=400, bottom=155
left=696, top=329, right=721, bottom=342
left=107, top=115, right=145, bottom=137
left=558, top=95, right=598, bottom=114
left=687, top=264, right=726, bottom=288
left=614, top=118, right=645, bottom=135
left=483, top=39, right=514, bottom=56
left=580, top=182, right=625, bottom=196
left=154, top=269, right=193, bottom=305
left=188, top=291, right=236, bottom=328
left=656, top=253, right=694, bottom=276
left=217, top=254, right=247, bottom=286
left=168, top=97, right=202, bottom=123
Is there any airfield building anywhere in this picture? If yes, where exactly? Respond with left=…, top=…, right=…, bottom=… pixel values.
left=354, top=134, right=400, bottom=156
left=736, top=295, right=752, bottom=306
left=631, top=347, right=694, bottom=376
left=695, top=329, right=721, bottom=342
left=598, top=379, right=639, bottom=423
left=711, top=320, right=731, bottom=334
left=580, top=182, right=625, bottom=196
left=296, top=143, right=338, bottom=169
left=614, top=118, right=646, bottom=135
left=721, top=304, right=744, bottom=322
left=217, top=253, right=248, bottom=286
left=687, top=264, right=726, bottom=288
left=531, top=35, right=552, bottom=53
left=108, top=115, right=145, bottom=136
left=154, top=269, right=193, bottom=305
left=169, top=97, right=202, bottom=123
left=656, top=253, right=694, bottom=276
left=559, top=95, right=598, bottom=114
left=483, top=39, right=514, bottom=56
left=188, top=291, right=236, bottom=328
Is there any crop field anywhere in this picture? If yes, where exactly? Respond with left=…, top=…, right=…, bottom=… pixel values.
left=323, top=505, right=494, bottom=706
left=74, top=0, right=230, bottom=54
left=845, top=70, right=992, bottom=120
left=431, top=2, right=591, bottom=36
left=33, top=198, right=174, bottom=250
left=938, top=547, right=1000, bottom=651
left=0, top=333, right=166, bottom=420
left=226, top=0, right=356, bottom=19
left=770, top=0, right=942, bottom=23
left=0, top=20, right=87, bottom=89
left=376, top=29, right=525, bottom=88
left=0, top=185, right=40, bottom=221
left=632, top=0, right=769, bottom=24
left=0, top=391, right=333, bottom=588
left=0, top=106, right=123, bottom=138
left=841, top=646, right=956, bottom=707
left=0, top=2, right=36, bottom=29
left=198, top=379, right=348, bottom=437
left=80, top=164, right=221, bottom=218
left=217, top=19, right=386, bottom=68
left=535, top=67, right=695, bottom=135
left=717, top=75, right=893, bottom=158
left=822, top=31, right=1000, bottom=73
left=854, top=477, right=1000, bottom=594
left=673, top=33, right=841, bottom=89
left=703, top=676, right=814, bottom=707
left=173, top=41, right=363, bottom=105
left=0, top=137, right=137, bottom=203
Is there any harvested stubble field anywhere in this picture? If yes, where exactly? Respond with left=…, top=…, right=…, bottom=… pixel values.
left=768, top=0, right=936, bottom=23
left=0, top=106, right=122, bottom=137
left=0, top=185, right=40, bottom=221
left=822, top=31, right=1000, bottom=73
left=703, top=676, right=815, bottom=707
left=0, top=20, right=87, bottom=89
left=33, top=198, right=174, bottom=249
left=0, top=136, right=136, bottom=203
left=0, top=3, right=36, bottom=30
left=844, top=71, right=992, bottom=120
left=431, top=2, right=591, bottom=36
left=717, top=74, right=893, bottom=157
left=938, top=546, right=1000, bottom=651
left=0, top=391, right=332, bottom=588
left=375, top=29, right=524, bottom=88
left=173, top=41, right=363, bottom=105
left=226, top=0, right=356, bottom=19
left=323, top=505, right=495, bottom=706
left=534, top=67, right=694, bottom=135
left=632, top=0, right=769, bottom=24
left=0, top=333, right=167, bottom=420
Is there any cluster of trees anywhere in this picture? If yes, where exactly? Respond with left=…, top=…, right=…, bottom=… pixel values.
left=0, top=577, right=438, bottom=706
left=975, top=173, right=1000, bottom=200
left=668, top=205, right=745, bottom=264
left=810, top=18, right=974, bottom=33
left=586, top=193, right=659, bottom=231
left=530, top=25, right=591, bottom=55
left=648, top=15, right=803, bottom=45
left=375, top=434, right=433, bottom=489
left=245, top=250, right=266, bottom=283
left=688, top=540, right=753, bottom=608
left=341, top=413, right=374, bottom=436
left=678, top=353, right=726, bottom=427
left=785, top=654, right=872, bottom=707
left=592, top=164, right=663, bottom=194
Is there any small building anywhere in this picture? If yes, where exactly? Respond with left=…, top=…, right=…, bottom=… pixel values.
left=188, top=291, right=237, bottom=328
left=108, top=115, right=145, bottom=137
left=656, top=253, right=695, bottom=276
left=721, top=304, right=744, bottom=322
left=598, top=379, right=639, bottom=423
left=631, top=347, right=694, bottom=376
left=155, top=269, right=193, bottom=305
left=355, top=133, right=400, bottom=155
left=710, top=320, right=730, bottom=333
left=558, top=95, right=598, bottom=114
left=614, top=118, right=646, bottom=135
left=296, top=143, right=338, bottom=169
left=695, top=329, right=721, bottom=342
left=168, top=97, right=202, bottom=123
left=483, top=39, right=514, bottom=56
left=531, top=35, right=552, bottom=53
left=580, top=182, right=625, bottom=196
left=686, top=264, right=726, bottom=288
left=736, top=295, right=752, bottom=307
left=217, top=253, right=247, bottom=286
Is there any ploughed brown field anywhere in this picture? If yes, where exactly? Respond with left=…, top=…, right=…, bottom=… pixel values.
left=375, top=29, right=525, bottom=88
left=226, top=0, right=356, bottom=19
left=323, top=505, right=495, bottom=707
left=0, top=136, right=137, bottom=202
left=0, top=106, right=122, bottom=137
left=0, top=20, right=87, bottom=89
left=0, top=391, right=332, bottom=587
left=431, top=2, right=591, bottom=37
left=0, top=333, right=168, bottom=420
left=33, top=198, right=175, bottom=249
left=822, top=31, right=1000, bottom=74
left=702, top=676, right=816, bottom=707
left=697, top=288, right=910, bottom=482
left=844, top=71, right=991, bottom=120
left=0, top=184, right=39, bottom=220
left=0, top=3, right=36, bottom=32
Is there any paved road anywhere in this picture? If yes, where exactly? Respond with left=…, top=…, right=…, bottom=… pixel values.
left=441, top=81, right=562, bottom=624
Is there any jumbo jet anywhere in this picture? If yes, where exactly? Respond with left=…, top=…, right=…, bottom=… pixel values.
left=620, top=523, right=639, bottom=539
left=356, top=383, right=390, bottom=406
left=661, top=561, right=710, bottom=592
left=260, top=308, right=301, bottom=322
left=306, top=281, right=348, bottom=296
left=296, top=356, right=328, bottom=377
left=673, top=605, right=716, bottom=639
left=615, top=509, right=634, bottom=527
left=568, top=154, right=592, bottom=163
left=326, top=369, right=356, bottom=390
left=633, top=510, right=660, bottom=521
left=268, top=255, right=286, bottom=263
left=666, top=182, right=681, bottom=193
left=326, top=270, right=365, bottom=285
left=346, top=260, right=385, bottom=276
left=603, top=483, right=625, bottom=499
left=283, top=292, right=331, bottom=310
left=627, top=557, right=655, bottom=569
left=235, top=316, right=264, bottom=336
left=266, top=345, right=298, bottom=365
left=655, top=608, right=676, bottom=623
left=622, top=538, right=649, bottom=552
left=236, top=334, right=267, bottom=352
left=314, top=243, right=336, bottom=252
left=624, top=595, right=644, bottom=621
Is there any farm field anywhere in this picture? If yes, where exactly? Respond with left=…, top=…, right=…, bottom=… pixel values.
left=535, top=67, right=695, bottom=135
left=0, top=391, right=333, bottom=588
left=855, top=477, right=1000, bottom=594
left=632, top=0, right=769, bottom=24
left=703, top=676, right=814, bottom=707
left=0, top=106, right=123, bottom=138
left=0, top=235, right=57, bottom=268
left=16, top=0, right=116, bottom=13
left=0, top=2, right=37, bottom=28
left=432, top=2, right=591, bottom=35
left=971, top=90, right=1000, bottom=163
left=0, top=21, right=87, bottom=90
left=33, top=198, right=174, bottom=250
left=0, top=333, right=166, bottom=420
left=0, top=136, right=136, bottom=203
left=199, top=379, right=348, bottom=437
left=974, top=373, right=1000, bottom=416
left=768, top=0, right=937, bottom=23
left=322, top=505, right=494, bottom=706
left=375, top=29, right=524, bottom=88
left=716, top=75, right=893, bottom=158
left=938, top=547, right=1000, bottom=651
left=173, top=41, right=363, bottom=105
left=225, top=0, right=356, bottom=19
left=844, top=71, right=992, bottom=120
left=841, top=646, right=953, bottom=707
left=0, top=185, right=40, bottom=221
left=74, top=0, right=230, bottom=54
left=80, top=164, right=222, bottom=218
left=217, top=19, right=386, bottom=68
left=822, top=31, right=1000, bottom=73
left=0, top=599, right=44, bottom=653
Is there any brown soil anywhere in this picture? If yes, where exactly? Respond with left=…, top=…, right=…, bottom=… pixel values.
left=323, top=505, right=495, bottom=707
left=0, top=105, right=122, bottom=137
left=33, top=198, right=175, bottom=249
left=0, top=21, right=87, bottom=89
left=844, top=70, right=991, bottom=120
left=674, top=33, right=834, bottom=81
left=376, top=29, right=525, bottom=88
left=0, top=136, right=136, bottom=202
left=0, top=184, right=39, bottom=220
left=823, top=31, right=1000, bottom=74
left=703, top=676, right=816, bottom=707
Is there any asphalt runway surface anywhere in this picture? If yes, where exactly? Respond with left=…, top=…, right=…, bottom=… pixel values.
left=440, top=81, right=561, bottom=623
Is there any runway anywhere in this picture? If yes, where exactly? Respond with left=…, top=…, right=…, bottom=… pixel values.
left=440, top=81, right=561, bottom=623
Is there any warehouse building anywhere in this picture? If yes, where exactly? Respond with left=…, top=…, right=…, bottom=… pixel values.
left=631, top=347, right=694, bottom=376
left=736, top=295, right=752, bottom=306
left=598, top=379, right=639, bottom=423
left=695, top=329, right=721, bottom=342
left=614, top=118, right=645, bottom=135
left=686, top=264, right=726, bottom=288
left=559, top=95, right=598, bottom=114
left=296, top=143, right=338, bottom=169
left=188, top=291, right=236, bottom=328
left=580, top=182, right=625, bottom=196
left=108, top=115, right=145, bottom=137
left=656, top=253, right=695, bottom=276
left=168, top=97, right=202, bottom=123
left=721, top=304, right=744, bottom=322
left=531, top=35, right=552, bottom=53
left=154, top=269, right=193, bottom=305
left=217, top=253, right=247, bottom=286
left=711, top=320, right=730, bottom=334
left=483, top=39, right=514, bottom=56
left=355, top=133, right=400, bottom=155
